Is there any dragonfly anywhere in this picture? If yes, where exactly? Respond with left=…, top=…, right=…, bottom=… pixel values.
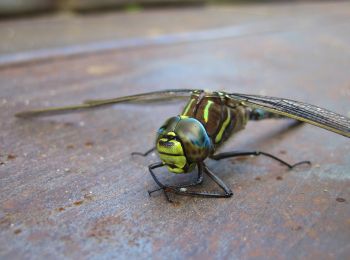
left=16, top=89, right=350, bottom=202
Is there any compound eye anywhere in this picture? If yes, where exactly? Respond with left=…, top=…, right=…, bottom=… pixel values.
left=175, top=118, right=212, bottom=162
left=157, top=126, right=166, bottom=136
left=156, top=116, right=181, bottom=139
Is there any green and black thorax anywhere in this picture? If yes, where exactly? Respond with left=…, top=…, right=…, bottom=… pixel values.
left=181, top=90, right=250, bottom=148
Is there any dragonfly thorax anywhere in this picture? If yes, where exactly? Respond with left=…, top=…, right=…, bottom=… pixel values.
left=156, top=116, right=213, bottom=174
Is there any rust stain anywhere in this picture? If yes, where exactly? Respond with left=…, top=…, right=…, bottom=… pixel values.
left=0, top=216, right=12, bottom=229
left=291, top=225, right=303, bottom=231
left=66, top=144, right=75, bottom=149
left=87, top=215, right=125, bottom=240
left=312, top=197, right=328, bottom=207
left=276, top=176, right=283, bottom=180
left=28, top=231, right=50, bottom=242
left=56, top=194, right=95, bottom=211
left=73, top=200, right=83, bottom=206
left=2, top=199, right=19, bottom=210
left=307, top=228, right=318, bottom=240
left=7, top=154, right=17, bottom=160
left=171, top=201, right=181, bottom=207
left=85, top=141, right=94, bottom=147
left=13, top=229, right=22, bottom=235
left=336, top=197, right=346, bottom=203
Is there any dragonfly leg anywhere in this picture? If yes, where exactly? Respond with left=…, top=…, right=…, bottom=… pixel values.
left=148, top=162, right=233, bottom=199
left=148, top=162, right=232, bottom=201
left=148, top=168, right=203, bottom=193
left=166, top=163, right=233, bottom=198
left=199, top=163, right=233, bottom=197
left=148, top=162, right=204, bottom=202
left=210, top=151, right=311, bottom=169
left=131, top=147, right=156, bottom=157
left=148, top=162, right=173, bottom=202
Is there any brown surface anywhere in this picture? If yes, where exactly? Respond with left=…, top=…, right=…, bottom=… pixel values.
left=1, top=2, right=350, bottom=259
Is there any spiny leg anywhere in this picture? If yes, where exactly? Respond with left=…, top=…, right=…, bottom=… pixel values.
left=148, top=162, right=204, bottom=202
left=148, top=162, right=172, bottom=202
left=148, top=171, right=203, bottom=194
left=148, top=162, right=233, bottom=200
left=131, top=147, right=156, bottom=157
left=210, top=151, right=311, bottom=169
left=147, top=175, right=203, bottom=196
left=168, top=163, right=233, bottom=198
left=202, top=164, right=233, bottom=196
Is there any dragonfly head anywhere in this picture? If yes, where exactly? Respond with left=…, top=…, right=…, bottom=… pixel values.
left=156, top=116, right=213, bottom=173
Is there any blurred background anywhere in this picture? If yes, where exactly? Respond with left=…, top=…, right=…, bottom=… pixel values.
left=0, top=0, right=335, bottom=16
left=0, top=0, right=343, bottom=66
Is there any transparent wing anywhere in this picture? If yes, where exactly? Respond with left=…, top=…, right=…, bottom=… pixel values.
left=228, top=93, right=350, bottom=138
left=15, top=89, right=194, bottom=118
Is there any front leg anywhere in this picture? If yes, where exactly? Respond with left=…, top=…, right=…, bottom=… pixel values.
left=148, top=162, right=233, bottom=202
left=148, top=162, right=203, bottom=202
left=132, top=147, right=156, bottom=157
left=165, top=163, right=233, bottom=198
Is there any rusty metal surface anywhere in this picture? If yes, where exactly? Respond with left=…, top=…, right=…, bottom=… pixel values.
left=1, top=2, right=350, bottom=259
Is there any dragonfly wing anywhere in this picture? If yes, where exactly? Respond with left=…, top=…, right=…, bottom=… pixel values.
left=228, top=93, right=350, bottom=138
left=15, top=89, right=194, bottom=118
left=83, top=89, right=194, bottom=105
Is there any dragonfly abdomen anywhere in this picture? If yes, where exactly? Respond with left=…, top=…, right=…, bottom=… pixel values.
left=249, top=108, right=286, bottom=121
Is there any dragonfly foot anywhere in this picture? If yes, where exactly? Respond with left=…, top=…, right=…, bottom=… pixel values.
left=148, top=186, right=174, bottom=203
left=131, top=147, right=156, bottom=157
left=290, top=160, right=311, bottom=169
left=148, top=187, right=163, bottom=196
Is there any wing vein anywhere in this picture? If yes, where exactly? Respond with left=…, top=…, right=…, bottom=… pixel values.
left=228, top=93, right=350, bottom=138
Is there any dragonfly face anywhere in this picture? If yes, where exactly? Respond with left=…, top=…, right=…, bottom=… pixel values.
left=156, top=116, right=213, bottom=174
